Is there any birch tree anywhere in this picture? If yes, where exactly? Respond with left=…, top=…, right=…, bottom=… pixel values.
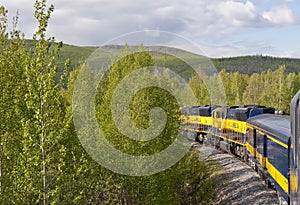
left=21, top=0, right=69, bottom=203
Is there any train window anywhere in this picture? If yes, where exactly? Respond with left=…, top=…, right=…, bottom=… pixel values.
left=247, top=128, right=254, bottom=146
left=215, top=111, right=221, bottom=118
left=236, top=113, right=248, bottom=121
left=256, top=132, right=265, bottom=155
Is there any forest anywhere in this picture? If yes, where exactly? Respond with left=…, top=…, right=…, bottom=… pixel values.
left=1, top=1, right=300, bottom=204
left=0, top=2, right=216, bottom=204
left=189, top=66, right=300, bottom=113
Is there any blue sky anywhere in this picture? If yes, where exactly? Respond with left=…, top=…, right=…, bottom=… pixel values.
left=3, top=0, right=300, bottom=58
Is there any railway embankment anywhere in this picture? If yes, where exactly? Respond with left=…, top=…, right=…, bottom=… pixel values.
left=192, top=143, right=283, bottom=205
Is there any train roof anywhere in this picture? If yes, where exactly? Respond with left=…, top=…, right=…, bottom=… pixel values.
left=189, top=105, right=212, bottom=116
left=247, top=114, right=290, bottom=143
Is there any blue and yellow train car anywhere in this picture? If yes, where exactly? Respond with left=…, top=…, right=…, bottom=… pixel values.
left=247, top=114, right=290, bottom=202
left=210, top=106, right=274, bottom=157
left=180, top=106, right=213, bottom=142
left=241, top=106, right=275, bottom=161
left=210, top=106, right=249, bottom=155
left=290, top=89, right=300, bottom=205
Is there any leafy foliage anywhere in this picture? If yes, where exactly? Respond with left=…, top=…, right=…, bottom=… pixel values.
left=93, top=49, right=216, bottom=204
left=0, top=5, right=29, bottom=203
left=189, top=65, right=300, bottom=113
left=1, top=3, right=217, bottom=204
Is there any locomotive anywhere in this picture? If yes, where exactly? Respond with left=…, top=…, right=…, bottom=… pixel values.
left=180, top=99, right=297, bottom=203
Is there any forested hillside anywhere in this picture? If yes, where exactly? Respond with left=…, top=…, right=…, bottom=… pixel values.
left=212, top=55, right=300, bottom=74
left=23, top=42, right=300, bottom=79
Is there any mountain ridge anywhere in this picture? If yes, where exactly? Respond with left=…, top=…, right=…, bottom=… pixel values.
left=24, top=40, right=300, bottom=77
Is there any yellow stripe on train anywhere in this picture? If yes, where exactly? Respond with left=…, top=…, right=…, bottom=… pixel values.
left=267, top=135, right=288, bottom=149
left=224, top=119, right=247, bottom=133
left=290, top=171, right=298, bottom=194
left=245, top=142, right=256, bottom=157
left=266, top=158, right=289, bottom=194
left=255, top=150, right=266, bottom=168
left=218, top=135, right=245, bottom=146
left=188, top=116, right=212, bottom=126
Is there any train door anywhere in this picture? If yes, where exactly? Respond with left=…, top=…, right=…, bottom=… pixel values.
left=210, top=107, right=224, bottom=147
left=246, top=126, right=256, bottom=163
left=256, top=130, right=267, bottom=169
left=212, top=107, right=226, bottom=133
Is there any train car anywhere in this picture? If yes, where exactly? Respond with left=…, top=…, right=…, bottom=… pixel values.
left=244, top=107, right=276, bottom=162
left=247, top=114, right=290, bottom=202
left=290, top=90, right=300, bottom=205
left=210, top=106, right=237, bottom=151
left=180, top=105, right=213, bottom=142
left=210, top=105, right=274, bottom=157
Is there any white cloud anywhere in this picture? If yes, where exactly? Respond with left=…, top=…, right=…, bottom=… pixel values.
left=2, top=0, right=299, bottom=57
left=262, top=5, right=294, bottom=25
left=216, top=1, right=258, bottom=27
left=3, top=0, right=296, bottom=43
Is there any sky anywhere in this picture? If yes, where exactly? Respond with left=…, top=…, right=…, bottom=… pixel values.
left=2, top=0, right=300, bottom=58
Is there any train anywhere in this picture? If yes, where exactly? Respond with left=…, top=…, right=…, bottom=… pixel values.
left=180, top=90, right=300, bottom=204
left=290, top=89, right=300, bottom=205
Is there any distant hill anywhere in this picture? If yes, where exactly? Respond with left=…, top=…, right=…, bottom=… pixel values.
left=24, top=40, right=300, bottom=78
left=24, top=40, right=97, bottom=72
left=211, top=55, right=300, bottom=74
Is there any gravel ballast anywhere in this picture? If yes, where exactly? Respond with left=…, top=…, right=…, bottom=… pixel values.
left=193, top=143, right=284, bottom=205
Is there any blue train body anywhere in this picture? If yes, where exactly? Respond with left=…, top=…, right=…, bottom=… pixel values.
left=290, top=90, right=300, bottom=205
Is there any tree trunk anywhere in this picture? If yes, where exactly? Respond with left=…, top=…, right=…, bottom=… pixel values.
left=41, top=85, right=47, bottom=205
